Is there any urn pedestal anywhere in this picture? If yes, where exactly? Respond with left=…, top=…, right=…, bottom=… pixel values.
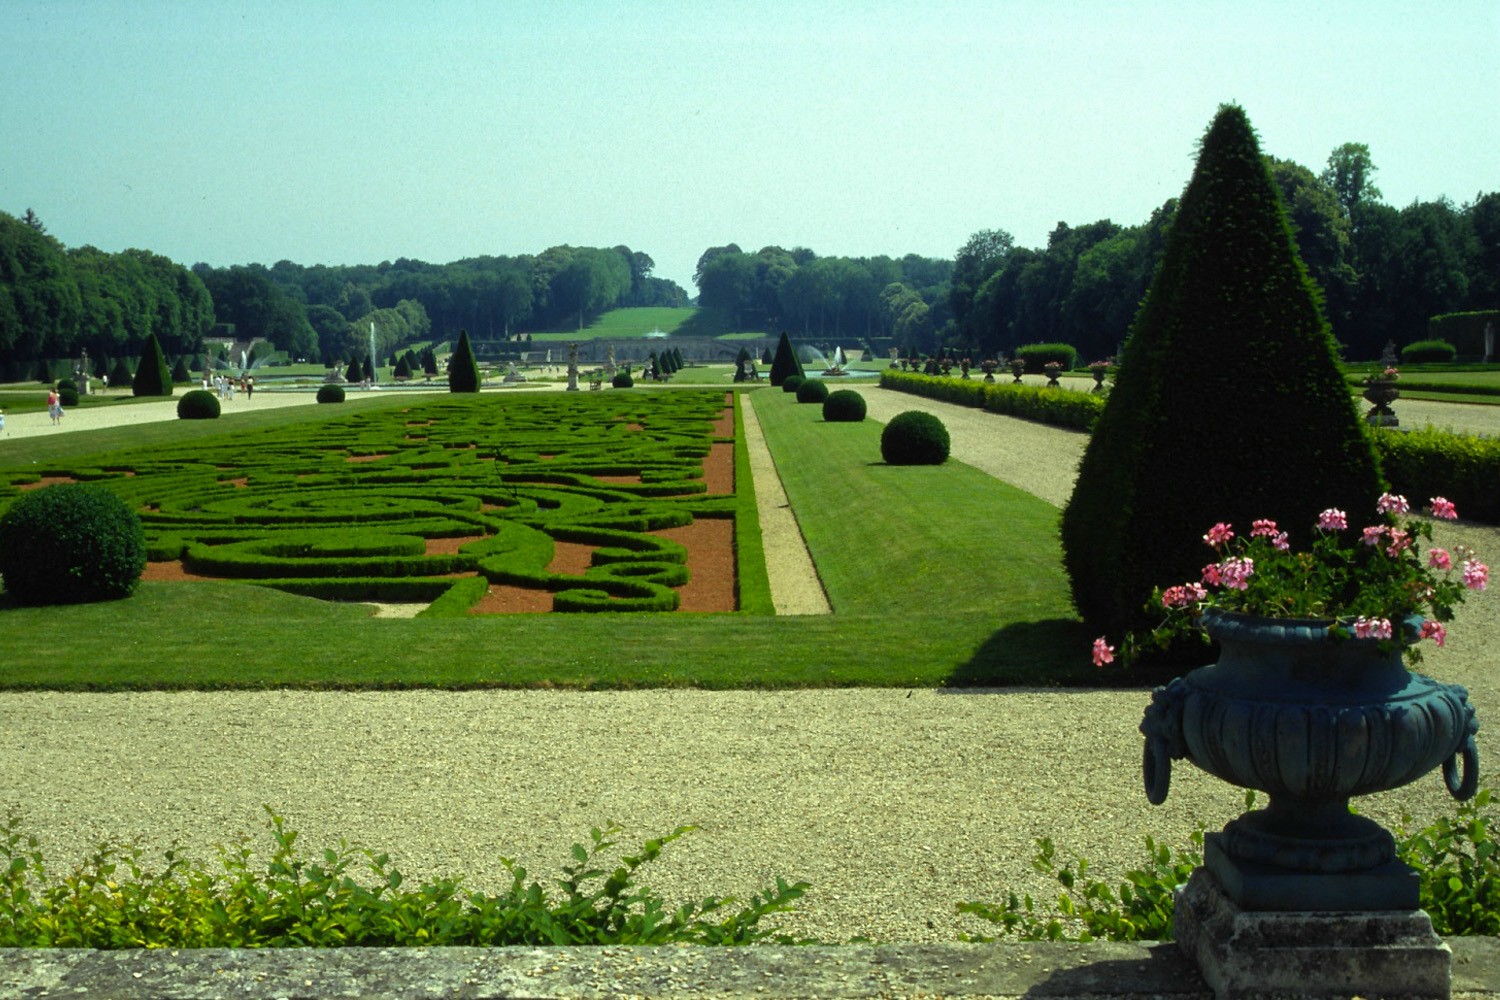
left=1141, top=610, right=1480, bottom=997
left=1363, top=382, right=1400, bottom=426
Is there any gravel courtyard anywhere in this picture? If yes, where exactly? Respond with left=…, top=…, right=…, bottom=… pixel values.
left=0, top=384, right=1496, bottom=944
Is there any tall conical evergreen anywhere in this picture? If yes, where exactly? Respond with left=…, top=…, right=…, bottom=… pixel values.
left=448, top=330, right=480, bottom=393
left=1060, top=105, right=1383, bottom=645
left=768, top=331, right=803, bottom=386
left=131, top=332, right=173, bottom=396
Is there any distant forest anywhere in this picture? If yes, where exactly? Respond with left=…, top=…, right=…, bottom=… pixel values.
left=1, top=142, right=1495, bottom=373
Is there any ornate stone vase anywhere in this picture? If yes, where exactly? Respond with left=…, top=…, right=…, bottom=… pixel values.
left=1362, top=382, right=1400, bottom=426
left=1142, top=609, right=1479, bottom=910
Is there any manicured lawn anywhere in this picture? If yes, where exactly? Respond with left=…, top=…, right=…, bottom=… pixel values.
left=0, top=387, right=1099, bottom=690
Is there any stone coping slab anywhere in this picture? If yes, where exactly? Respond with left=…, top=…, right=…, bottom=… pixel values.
left=2, top=939, right=1497, bottom=999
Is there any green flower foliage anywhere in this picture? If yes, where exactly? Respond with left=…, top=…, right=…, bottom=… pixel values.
left=176, top=389, right=220, bottom=420
left=795, top=379, right=829, bottom=404
left=316, top=384, right=345, bottom=403
left=961, top=789, right=1500, bottom=941
left=448, top=329, right=481, bottom=393
left=131, top=332, right=173, bottom=397
left=822, top=389, right=867, bottom=422
left=881, top=411, right=949, bottom=465
left=1060, top=104, right=1383, bottom=642
left=0, top=809, right=810, bottom=948
left=0, top=483, right=146, bottom=605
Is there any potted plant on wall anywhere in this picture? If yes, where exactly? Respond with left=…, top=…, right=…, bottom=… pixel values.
left=1093, top=492, right=1484, bottom=913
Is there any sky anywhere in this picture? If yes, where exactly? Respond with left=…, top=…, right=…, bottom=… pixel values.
left=4, top=0, right=1497, bottom=295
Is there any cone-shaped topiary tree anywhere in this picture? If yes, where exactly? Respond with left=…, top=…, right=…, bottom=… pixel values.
left=1060, top=104, right=1384, bottom=648
left=131, top=332, right=173, bottom=396
left=345, top=356, right=363, bottom=383
left=109, top=357, right=133, bottom=388
left=170, top=355, right=192, bottom=384
left=448, top=330, right=480, bottom=392
left=769, top=331, right=803, bottom=386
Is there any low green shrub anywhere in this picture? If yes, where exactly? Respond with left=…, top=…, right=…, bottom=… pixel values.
left=612, top=370, right=634, bottom=388
left=880, top=410, right=949, bottom=465
left=317, top=384, right=346, bottom=404
left=1401, top=339, right=1457, bottom=364
left=959, top=789, right=1500, bottom=941
left=879, top=370, right=1104, bottom=431
left=822, top=389, right=867, bottom=422
left=176, top=389, right=221, bottom=420
left=782, top=374, right=805, bottom=393
left=1374, top=426, right=1500, bottom=523
left=0, top=483, right=146, bottom=605
left=1014, top=342, right=1078, bottom=371
left=55, top=381, right=79, bottom=407
left=795, top=379, right=829, bottom=404
left=0, top=809, right=810, bottom=947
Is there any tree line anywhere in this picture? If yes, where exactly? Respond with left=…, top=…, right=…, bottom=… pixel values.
left=943, top=144, right=1498, bottom=363
left=0, top=210, right=214, bottom=376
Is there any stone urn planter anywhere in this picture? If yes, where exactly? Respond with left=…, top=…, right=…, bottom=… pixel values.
left=1363, top=381, right=1400, bottom=426
left=1142, top=608, right=1479, bottom=910
left=1008, top=360, right=1025, bottom=384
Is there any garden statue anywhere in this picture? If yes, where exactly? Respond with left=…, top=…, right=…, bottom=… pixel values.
left=566, top=342, right=579, bottom=391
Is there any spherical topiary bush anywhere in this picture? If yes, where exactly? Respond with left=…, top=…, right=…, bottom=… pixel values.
left=880, top=410, right=950, bottom=465
left=782, top=374, right=805, bottom=394
left=1400, top=339, right=1457, bottom=364
left=176, top=389, right=221, bottom=420
left=795, top=379, right=830, bottom=404
left=612, top=371, right=634, bottom=388
left=823, top=389, right=867, bottom=422
left=317, top=384, right=346, bottom=404
left=56, top=383, right=79, bottom=407
left=0, top=483, right=146, bottom=605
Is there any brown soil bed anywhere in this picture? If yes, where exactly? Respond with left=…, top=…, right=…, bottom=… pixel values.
left=17, top=476, right=78, bottom=491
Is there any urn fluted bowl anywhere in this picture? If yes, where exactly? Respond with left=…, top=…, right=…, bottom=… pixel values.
left=1143, top=610, right=1479, bottom=812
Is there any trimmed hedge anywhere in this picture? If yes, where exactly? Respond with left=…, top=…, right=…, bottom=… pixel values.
left=317, top=384, right=346, bottom=403
left=880, top=410, right=949, bottom=465
left=132, top=332, right=173, bottom=397
left=822, top=389, right=867, bottom=422
left=880, top=370, right=1103, bottom=430
left=1427, top=309, right=1499, bottom=356
left=1374, top=427, right=1500, bottom=524
left=782, top=375, right=805, bottom=394
left=795, top=379, right=829, bottom=404
left=769, top=331, right=803, bottom=386
left=1400, top=339, right=1457, bottom=364
left=0, top=483, right=146, bottom=605
left=612, top=371, right=634, bottom=388
left=1014, top=342, right=1078, bottom=371
left=177, top=389, right=221, bottom=420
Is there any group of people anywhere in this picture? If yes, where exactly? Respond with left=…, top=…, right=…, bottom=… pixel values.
left=203, top=373, right=254, bottom=400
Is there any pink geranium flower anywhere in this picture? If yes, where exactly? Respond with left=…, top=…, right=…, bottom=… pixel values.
left=1092, top=637, right=1115, bottom=667
left=1317, top=508, right=1347, bottom=531
left=1218, top=557, right=1254, bottom=591
left=1429, top=497, right=1458, bottom=520
left=1203, top=522, right=1235, bottom=546
left=1429, top=548, right=1452, bottom=571
left=1462, top=560, right=1489, bottom=591
left=1420, top=620, right=1447, bottom=647
left=1250, top=519, right=1278, bottom=538
left=1353, top=616, right=1393, bottom=640
left=1201, top=563, right=1222, bottom=587
left=1376, top=493, right=1410, bottom=515
left=1361, top=525, right=1387, bottom=546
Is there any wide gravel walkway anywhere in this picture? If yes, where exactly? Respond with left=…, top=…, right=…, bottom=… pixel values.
left=0, top=384, right=1496, bottom=945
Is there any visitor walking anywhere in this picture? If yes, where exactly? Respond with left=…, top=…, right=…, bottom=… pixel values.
left=46, top=389, right=62, bottom=425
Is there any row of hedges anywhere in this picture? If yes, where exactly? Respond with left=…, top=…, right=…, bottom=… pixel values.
left=883, top=370, right=1500, bottom=525
left=1428, top=310, right=1499, bottom=356
left=1012, top=342, right=1078, bottom=371
left=880, top=370, right=1104, bottom=430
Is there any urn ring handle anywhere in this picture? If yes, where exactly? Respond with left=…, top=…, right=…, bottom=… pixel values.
left=1442, top=736, right=1479, bottom=801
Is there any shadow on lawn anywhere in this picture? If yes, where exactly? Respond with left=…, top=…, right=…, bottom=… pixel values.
left=945, top=618, right=1174, bottom=689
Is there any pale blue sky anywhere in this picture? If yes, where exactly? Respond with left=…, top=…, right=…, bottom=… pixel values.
left=4, top=0, right=1496, bottom=293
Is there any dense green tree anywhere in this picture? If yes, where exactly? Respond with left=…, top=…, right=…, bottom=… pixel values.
left=1060, top=104, right=1383, bottom=645
left=0, top=211, right=80, bottom=362
left=1266, top=157, right=1358, bottom=340
left=1321, top=142, right=1383, bottom=218
left=950, top=229, right=1014, bottom=343
left=448, top=329, right=480, bottom=392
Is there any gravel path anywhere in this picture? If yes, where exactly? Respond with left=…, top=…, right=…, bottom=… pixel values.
left=0, top=385, right=1496, bottom=945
